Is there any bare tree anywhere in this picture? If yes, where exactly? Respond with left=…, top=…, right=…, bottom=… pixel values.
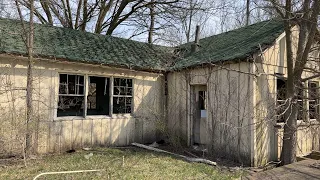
left=19, top=0, right=180, bottom=36
left=267, top=0, right=320, bottom=165
left=14, top=0, right=35, bottom=158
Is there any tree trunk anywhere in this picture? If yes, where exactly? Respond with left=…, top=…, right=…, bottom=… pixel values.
left=26, top=0, right=34, bottom=156
left=148, top=0, right=155, bottom=44
left=280, top=0, right=297, bottom=165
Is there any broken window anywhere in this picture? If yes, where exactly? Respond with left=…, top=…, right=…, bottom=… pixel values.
left=308, top=81, right=319, bottom=119
left=276, top=78, right=287, bottom=122
left=113, top=78, right=133, bottom=114
left=276, top=78, right=308, bottom=122
left=87, top=76, right=110, bottom=115
left=57, top=74, right=134, bottom=117
left=58, top=74, right=84, bottom=117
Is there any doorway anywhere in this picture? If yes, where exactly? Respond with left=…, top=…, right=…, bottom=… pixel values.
left=191, top=85, right=207, bottom=145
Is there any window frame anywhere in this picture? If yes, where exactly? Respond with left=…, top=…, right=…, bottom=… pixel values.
left=57, top=74, right=85, bottom=117
left=112, top=77, right=134, bottom=114
left=276, top=77, right=320, bottom=123
left=55, top=73, right=134, bottom=119
left=308, top=81, right=320, bottom=120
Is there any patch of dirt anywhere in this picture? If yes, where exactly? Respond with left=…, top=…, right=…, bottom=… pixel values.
left=0, top=157, right=23, bottom=168
left=304, top=151, right=320, bottom=160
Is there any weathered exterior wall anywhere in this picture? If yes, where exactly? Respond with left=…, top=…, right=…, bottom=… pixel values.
left=167, top=62, right=255, bottom=165
left=167, top=26, right=320, bottom=167
left=0, top=55, right=164, bottom=155
left=254, top=27, right=320, bottom=166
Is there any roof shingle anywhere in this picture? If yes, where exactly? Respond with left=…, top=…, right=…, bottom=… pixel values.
left=172, top=19, right=284, bottom=69
left=0, top=18, right=172, bottom=71
left=0, top=18, right=285, bottom=71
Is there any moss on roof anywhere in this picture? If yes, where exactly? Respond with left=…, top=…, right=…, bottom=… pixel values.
left=0, top=18, right=285, bottom=72
left=171, top=19, right=284, bottom=70
left=0, top=18, right=172, bottom=71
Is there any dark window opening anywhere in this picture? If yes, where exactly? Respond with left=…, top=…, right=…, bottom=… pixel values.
left=309, top=81, right=319, bottom=119
left=87, top=76, right=110, bottom=115
left=199, top=91, right=206, bottom=110
left=58, top=74, right=84, bottom=117
left=276, top=78, right=307, bottom=122
left=113, top=78, right=133, bottom=114
left=276, top=78, right=287, bottom=122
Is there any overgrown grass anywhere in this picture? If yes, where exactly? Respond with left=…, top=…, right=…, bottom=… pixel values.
left=0, top=147, right=241, bottom=179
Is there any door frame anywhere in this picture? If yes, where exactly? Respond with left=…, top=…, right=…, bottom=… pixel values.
left=189, top=84, right=207, bottom=146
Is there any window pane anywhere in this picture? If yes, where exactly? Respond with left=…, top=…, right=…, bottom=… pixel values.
left=309, top=82, right=318, bottom=119
left=277, top=78, right=287, bottom=122
left=113, top=97, right=126, bottom=114
left=59, top=84, right=68, bottom=94
left=59, top=74, right=68, bottom=94
left=127, top=79, right=133, bottom=87
left=78, top=85, right=84, bottom=95
left=58, top=96, right=84, bottom=117
left=277, top=79, right=286, bottom=100
left=309, top=82, right=318, bottom=100
left=309, top=101, right=317, bottom=119
left=276, top=100, right=286, bottom=122
left=79, top=76, right=84, bottom=85
left=68, top=75, right=76, bottom=94
left=126, top=88, right=133, bottom=96
left=297, top=100, right=303, bottom=120
left=126, top=97, right=132, bottom=105
left=114, top=78, right=120, bottom=86
left=126, top=105, right=132, bottom=113
left=114, top=86, right=120, bottom=95
left=113, top=78, right=133, bottom=114
left=120, top=79, right=127, bottom=86
left=297, top=83, right=304, bottom=100
left=120, top=87, right=126, bottom=95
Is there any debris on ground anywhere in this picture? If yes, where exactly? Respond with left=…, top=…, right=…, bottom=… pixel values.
left=132, top=142, right=217, bottom=166
left=84, top=153, right=93, bottom=160
left=149, top=142, right=159, bottom=148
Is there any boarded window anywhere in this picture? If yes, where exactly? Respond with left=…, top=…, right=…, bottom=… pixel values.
left=58, top=74, right=84, bottom=117
left=113, top=78, right=133, bottom=114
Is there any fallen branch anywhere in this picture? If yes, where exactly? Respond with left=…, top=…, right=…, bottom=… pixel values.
left=184, top=150, right=199, bottom=158
left=131, top=143, right=216, bottom=166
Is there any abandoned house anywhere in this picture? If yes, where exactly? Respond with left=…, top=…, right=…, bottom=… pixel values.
left=0, top=18, right=319, bottom=167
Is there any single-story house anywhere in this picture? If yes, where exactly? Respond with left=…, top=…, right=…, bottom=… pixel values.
left=0, top=18, right=319, bottom=167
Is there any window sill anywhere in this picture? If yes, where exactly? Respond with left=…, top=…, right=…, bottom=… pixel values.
left=275, top=119, right=319, bottom=127
left=54, top=114, right=133, bottom=121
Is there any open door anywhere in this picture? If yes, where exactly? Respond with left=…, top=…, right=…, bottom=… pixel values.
left=192, top=85, right=207, bottom=145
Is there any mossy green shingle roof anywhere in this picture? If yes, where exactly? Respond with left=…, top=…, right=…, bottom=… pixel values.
left=172, top=19, right=284, bottom=69
left=0, top=18, right=285, bottom=71
left=0, top=18, right=172, bottom=71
